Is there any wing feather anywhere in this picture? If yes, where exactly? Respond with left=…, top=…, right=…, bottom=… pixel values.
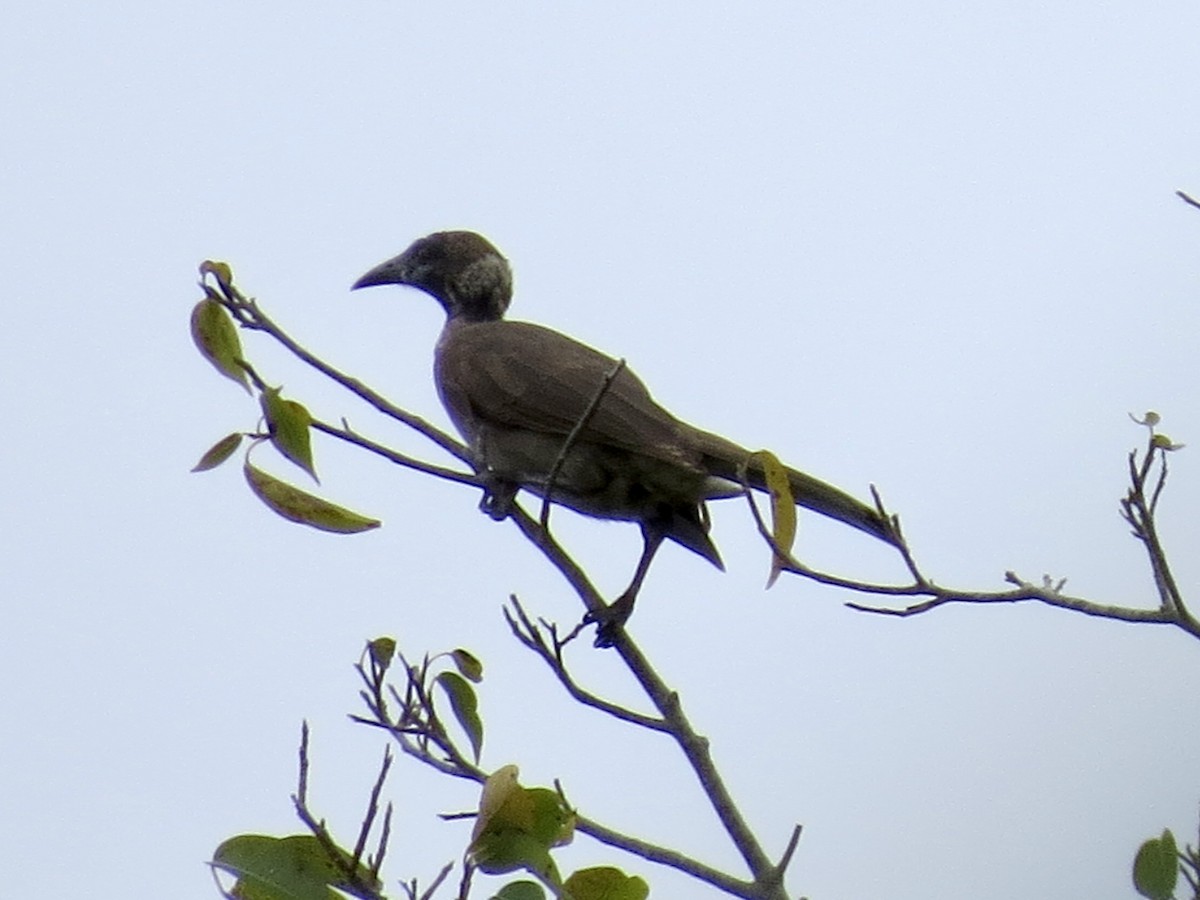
left=436, top=320, right=703, bottom=472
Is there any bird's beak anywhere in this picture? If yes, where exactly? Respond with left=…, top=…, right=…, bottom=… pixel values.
left=351, top=253, right=410, bottom=291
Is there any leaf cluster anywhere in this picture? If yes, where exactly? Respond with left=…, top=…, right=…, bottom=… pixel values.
left=190, top=261, right=380, bottom=534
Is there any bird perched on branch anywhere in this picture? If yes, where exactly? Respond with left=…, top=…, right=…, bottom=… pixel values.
left=353, top=231, right=895, bottom=645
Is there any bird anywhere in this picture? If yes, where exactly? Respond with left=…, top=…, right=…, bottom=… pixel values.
left=352, top=230, right=895, bottom=645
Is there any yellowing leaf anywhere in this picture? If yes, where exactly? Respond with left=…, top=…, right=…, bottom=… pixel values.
left=753, top=450, right=796, bottom=587
left=473, top=766, right=526, bottom=842
left=260, top=387, right=317, bottom=480
left=192, top=432, right=244, bottom=472
left=243, top=462, right=380, bottom=534
left=1151, top=433, right=1186, bottom=451
left=564, top=866, right=650, bottom=900
left=190, top=298, right=249, bottom=392
left=469, top=767, right=565, bottom=883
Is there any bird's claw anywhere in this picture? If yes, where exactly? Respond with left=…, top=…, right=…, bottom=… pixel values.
left=479, top=478, right=518, bottom=521
left=584, top=593, right=636, bottom=648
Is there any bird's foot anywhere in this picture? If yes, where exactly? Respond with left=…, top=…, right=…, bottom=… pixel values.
left=479, top=478, right=518, bottom=521
left=584, top=592, right=636, bottom=649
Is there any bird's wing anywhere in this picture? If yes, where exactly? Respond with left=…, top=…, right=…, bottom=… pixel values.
left=437, top=319, right=704, bottom=471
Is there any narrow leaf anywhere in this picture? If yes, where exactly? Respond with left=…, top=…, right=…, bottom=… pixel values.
left=754, top=450, right=797, bottom=587
left=192, top=432, right=244, bottom=472
left=244, top=462, right=380, bottom=534
left=436, top=671, right=484, bottom=762
left=452, top=648, right=484, bottom=683
left=261, top=388, right=317, bottom=480
left=190, top=297, right=249, bottom=392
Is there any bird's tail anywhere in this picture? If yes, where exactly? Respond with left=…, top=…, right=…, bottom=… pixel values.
left=691, top=429, right=896, bottom=546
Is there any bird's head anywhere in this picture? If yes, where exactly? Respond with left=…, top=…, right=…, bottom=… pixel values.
left=351, top=230, right=513, bottom=321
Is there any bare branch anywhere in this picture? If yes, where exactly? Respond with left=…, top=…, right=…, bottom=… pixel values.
left=1177, top=189, right=1200, bottom=211
left=740, top=430, right=1200, bottom=644
left=312, top=418, right=478, bottom=489
left=416, top=862, right=454, bottom=900
left=503, top=597, right=668, bottom=732
left=290, top=725, right=387, bottom=900
left=351, top=747, right=393, bottom=868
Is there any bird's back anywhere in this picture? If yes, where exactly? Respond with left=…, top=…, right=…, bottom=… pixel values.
left=436, top=318, right=707, bottom=474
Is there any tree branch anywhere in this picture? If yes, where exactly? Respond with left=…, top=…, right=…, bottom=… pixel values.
left=207, top=274, right=470, bottom=464
left=200, top=271, right=1197, bottom=899
left=738, top=430, right=1200, bottom=643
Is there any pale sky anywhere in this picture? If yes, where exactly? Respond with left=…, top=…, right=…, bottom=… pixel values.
left=3, top=3, right=1200, bottom=898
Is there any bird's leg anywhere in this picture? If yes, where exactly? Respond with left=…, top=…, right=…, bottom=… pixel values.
left=478, top=474, right=518, bottom=521
left=587, top=524, right=666, bottom=648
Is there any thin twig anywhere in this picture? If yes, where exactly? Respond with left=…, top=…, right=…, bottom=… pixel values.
left=297, top=720, right=311, bottom=805
left=539, top=358, right=627, bottom=528
left=1177, top=189, right=1200, bottom=211
left=371, top=804, right=392, bottom=879
left=208, top=275, right=470, bottom=464
left=313, top=419, right=478, bottom=488
left=504, top=597, right=668, bottom=731
left=417, top=862, right=454, bottom=900
left=351, top=748, right=393, bottom=866
left=772, top=826, right=803, bottom=885
left=290, top=726, right=386, bottom=899
left=739, top=434, right=1200, bottom=642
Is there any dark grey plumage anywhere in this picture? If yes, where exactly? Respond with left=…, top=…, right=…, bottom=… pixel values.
left=353, top=231, right=893, bottom=643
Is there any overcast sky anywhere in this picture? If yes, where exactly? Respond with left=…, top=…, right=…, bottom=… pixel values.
left=3, top=3, right=1200, bottom=898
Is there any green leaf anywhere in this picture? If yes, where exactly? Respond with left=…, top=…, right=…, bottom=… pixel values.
left=752, top=450, right=796, bottom=588
left=244, top=462, right=381, bottom=534
left=192, top=432, right=244, bottom=472
left=472, top=830, right=557, bottom=880
left=1152, top=433, right=1186, bottom=451
left=211, top=833, right=379, bottom=900
left=451, top=648, right=484, bottom=683
left=564, top=866, right=650, bottom=900
left=492, top=881, right=546, bottom=900
left=524, top=787, right=574, bottom=849
left=200, top=259, right=235, bottom=293
left=468, top=768, right=571, bottom=884
left=261, top=387, right=317, bottom=480
left=435, top=671, right=483, bottom=762
left=367, top=637, right=396, bottom=672
left=191, top=297, right=249, bottom=392
left=1133, top=829, right=1178, bottom=900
